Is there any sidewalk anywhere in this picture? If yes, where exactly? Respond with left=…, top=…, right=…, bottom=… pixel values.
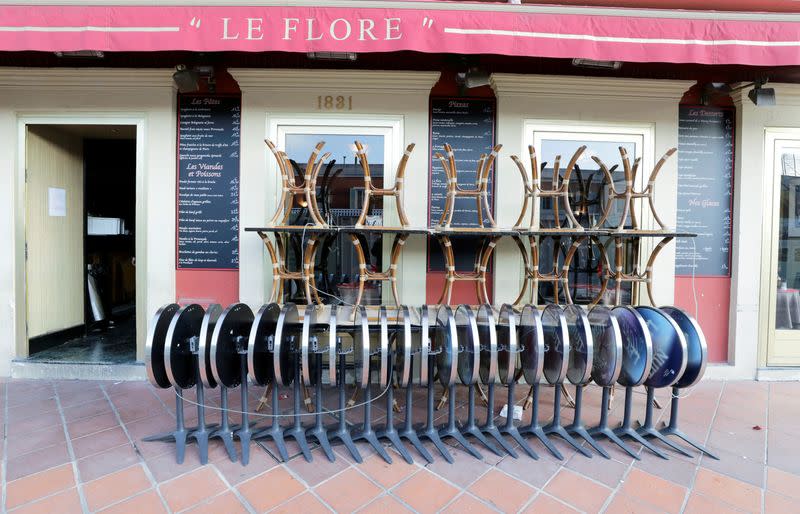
left=0, top=378, right=792, bottom=513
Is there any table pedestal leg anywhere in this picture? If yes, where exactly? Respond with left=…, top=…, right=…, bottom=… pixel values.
left=565, top=385, right=609, bottom=458
left=636, top=386, right=693, bottom=457
left=416, top=357, right=453, bottom=463
left=209, top=386, right=237, bottom=462
left=459, top=383, right=502, bottom=456
left=520, top=383, right=563, bottom=460
left=327, top=350, right=362, bottom=463
left=588, top=386, right=639, bottom=460
left=306, top=353, right=335, bottom=462
left=544, top=385, right=592, bottom=457
left=499, top=381, right=538, bottom=459
left=142, top=388, right=192, bottom=464
left=612, top=386, right=668, bottom=459
left=659, top=387, right=719, bottom=459
left=283, top=355, right=313, bottom=462
left=438, top=383, right=483, bottom=459
left=397, top=354, right=433, bottom=463
left=252, top=384, right=290, bottom=462
left=480, top=382, right=518, bottom=458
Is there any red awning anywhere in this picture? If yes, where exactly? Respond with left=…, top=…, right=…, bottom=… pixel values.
left=3, top=2, right=800, bottom=66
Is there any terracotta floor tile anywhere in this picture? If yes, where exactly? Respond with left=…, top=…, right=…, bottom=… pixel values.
left=7, top=397, right=58, bottom=422
left=237, top=466, right=306, bottom=512
left=469, top=468, right=535, bottom=513
left=683, top=492, right=750, bottom=514
left=565, top=448, right=628, bottom=488
left=57, top=386, right=106, bottom=408
left=77, top=442, right=140, bottom=482
left=357, top=453, right=419, bottom=489
left=6, top=442, right=71, bottom=481
left=441, top=492, right=499, bottom=514
left=67, top=412, right=120, bottom=440
left=604, top=493, right=668, bottom=514
left=520, top=494, right=581, bottom=514
left=181, top=491, right=250, bottom=514
left=72, top=426, right=130, bottom=459
left=6, top=425, right=67, bottom=460
left=83, top=464, right=152, bottom=512
left=700, top=445, right=765, bottom=487
left=6, top=463, right=75, bottom=510
left=212, top=445, right=278, bottom=485
left=143, top=443, right=230, bottom=483
left=633, top=447, right=698, bottom=488
left=286, top=446, right=352, bottom=487
left=767, top=466, right=800, bottom=500
left=693, top=468, right=762, bottom=513
left=619, top=468, right=687, bottom=514
left=392, top=468, right=459, bottom=513
left=97, top=490, right=168, bottom=514
left=544, top=469, right=612, bottom=514
left=273, top=492, right=332, bottom=513
left=496, top=450, right=561, bottom=488
left=764, top=491, right=795, bottom=514
left=422, top=444, right=491, bottom=488
left=159, top=466, right=227, bottom=512
left=357, top=495, right=413, bottom=514
left=9, top=487, right=83, bottom=514
left=62, top=398, right=111, bottom=423
left=6, top=411, right=63, bottom=437
left=314, top=467, right=382, bottom=513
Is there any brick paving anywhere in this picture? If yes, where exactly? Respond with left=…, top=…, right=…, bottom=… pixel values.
left=0, top=378, right=793, bottom=513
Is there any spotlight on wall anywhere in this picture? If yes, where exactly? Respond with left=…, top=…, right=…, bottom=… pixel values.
left=172, top=65, right=200, bottom=93
left=572, top=58, right=622, bottom=70
left=456, top=67, right=491, bottom=89
left=748, top=79, right=776, bottom=106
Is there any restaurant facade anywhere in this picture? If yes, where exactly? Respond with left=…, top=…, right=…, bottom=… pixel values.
left=1, top=0, right=800, bottom=381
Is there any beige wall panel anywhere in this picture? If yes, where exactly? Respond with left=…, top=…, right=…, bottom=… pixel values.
left=25, top=126, right=84, bottom=337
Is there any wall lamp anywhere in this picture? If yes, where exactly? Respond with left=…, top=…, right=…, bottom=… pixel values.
left=172, top=65, right=216, bottom=94
left=456, top=66, right=491, bottom=89
left=703, top=78, right=776, bottom=106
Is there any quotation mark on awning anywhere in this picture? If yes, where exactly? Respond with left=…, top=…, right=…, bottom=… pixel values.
left=422, top=17, right=434, bottom=29
left=189, top=17, right=201, bottom=29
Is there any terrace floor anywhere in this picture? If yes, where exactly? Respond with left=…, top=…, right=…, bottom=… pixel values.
left=0, top=378, right=793, bottom=513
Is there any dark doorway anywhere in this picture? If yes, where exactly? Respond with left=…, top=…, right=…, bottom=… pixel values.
left=28, top=126, right=137, bottom=364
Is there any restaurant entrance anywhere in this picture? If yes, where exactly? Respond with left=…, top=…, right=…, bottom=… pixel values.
left=24, top=124, right=138, bottom=364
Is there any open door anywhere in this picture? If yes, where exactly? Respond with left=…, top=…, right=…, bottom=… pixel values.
left=25, top=125, right=85, bottom=342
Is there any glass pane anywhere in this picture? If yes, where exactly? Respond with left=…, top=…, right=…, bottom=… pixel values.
left=280, top=133, right=386, bottom=305
left=776, top=150, right=800, bottom=329
left=537, top=138, right=637, bottom=304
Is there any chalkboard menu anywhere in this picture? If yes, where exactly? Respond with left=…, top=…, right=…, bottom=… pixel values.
left=427, top=97, right=496, bottom=271
left=675, top=106, right=734, bottom=276
left=177, top=95, right=241, bottom=269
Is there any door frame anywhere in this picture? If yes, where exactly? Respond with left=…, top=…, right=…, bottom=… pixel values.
left=760, top=127, right=800, bottom=366
left=15, top=114, right=146, bottom=360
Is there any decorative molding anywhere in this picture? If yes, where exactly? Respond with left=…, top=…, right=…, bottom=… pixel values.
left=491, top=73, right=693, bottom=102
left=0, top=68, right=174, bottom=91
left=230, top=69, right=440, bottom=94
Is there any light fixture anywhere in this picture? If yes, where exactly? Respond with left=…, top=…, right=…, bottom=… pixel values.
left=748, top=79, right=776, bottom=106
left=572, top=58, right=622, bottom=70
left=456, top=67, right=491, bottom=89
left=172, top=65, right=217, bottom=94
left=307, top=52, right=357, bottom=61
left=54, top=50, right=104, bottom=58
left=706, top=78, right=776, bottom=106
